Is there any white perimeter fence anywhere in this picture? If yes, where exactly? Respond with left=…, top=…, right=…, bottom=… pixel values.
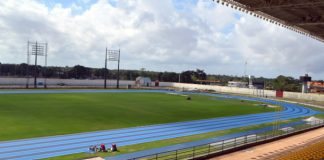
left=1, top=78, right=324, bottom=102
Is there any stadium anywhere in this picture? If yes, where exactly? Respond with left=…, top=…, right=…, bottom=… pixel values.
left=0, top=89, right=322, bottom=160
left=0, top=0, right=324, bottom=160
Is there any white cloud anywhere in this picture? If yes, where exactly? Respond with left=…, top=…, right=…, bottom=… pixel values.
left=0, top=0, right=323, bottom=79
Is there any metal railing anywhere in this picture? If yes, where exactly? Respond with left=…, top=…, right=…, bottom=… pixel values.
left=129, top=120, right=324, bottom=160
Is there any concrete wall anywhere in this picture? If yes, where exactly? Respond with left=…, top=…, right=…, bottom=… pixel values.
left=169, top=82, right=275, bottom=97
left=0, top=77, right=134, bottom=87
left=1, top=77, right=324, bottom=102
left=284, top=91, right=324, bottom=102
left=167, top=82, right=324, bottom=102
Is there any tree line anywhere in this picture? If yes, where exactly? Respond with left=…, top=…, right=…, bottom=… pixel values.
left=0, top=62, right=306, bottom=92
left=0, top=63, right=206, bottom=82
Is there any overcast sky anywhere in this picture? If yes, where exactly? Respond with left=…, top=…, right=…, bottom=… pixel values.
left=0, top=0, right=323, bottom=79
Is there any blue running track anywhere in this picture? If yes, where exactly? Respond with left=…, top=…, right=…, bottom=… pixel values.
left=0, top=89, right=319, bottom=160
left=107, top=121, right=306, bottom=160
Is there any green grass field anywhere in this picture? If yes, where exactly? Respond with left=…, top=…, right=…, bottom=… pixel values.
left=0, top=92, right=275, bottom=141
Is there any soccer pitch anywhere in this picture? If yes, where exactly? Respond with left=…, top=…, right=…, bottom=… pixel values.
left=0, top=92, right=275, bottom=141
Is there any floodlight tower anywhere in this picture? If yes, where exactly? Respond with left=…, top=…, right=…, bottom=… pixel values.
left=26, top=41, right=48, bottom=88
left=243, top=60, right=249, bottom=84
left=104, top=48, right=108, bottom=89
left=244, top=60, right=247, bottom=77
left=104, top=48, right=121, bottom=89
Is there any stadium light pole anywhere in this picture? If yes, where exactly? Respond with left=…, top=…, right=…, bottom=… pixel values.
left=104, top=48, right=108, bottom=89
left=178, top=72, right=181, bottom=83
left=26, top=41, right=30, bottom=88
left=105, top=48, right=121, bottom=89
left=33, top=41, right=38, bottom=88
left=44, top=43, right=48, bottom=88
left=117, top=49, right=120, bottom=89
left=27, top=41, right=48, bottom=89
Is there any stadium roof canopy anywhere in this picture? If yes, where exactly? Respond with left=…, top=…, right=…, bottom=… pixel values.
left=214, top=0, right=324, bottom=43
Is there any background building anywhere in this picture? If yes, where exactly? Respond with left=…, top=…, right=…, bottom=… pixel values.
left=308, top=81, right=324, bottom=94
left=135, top=77, right=151, bottom=87
left=228, top=81, right=248, bottom=88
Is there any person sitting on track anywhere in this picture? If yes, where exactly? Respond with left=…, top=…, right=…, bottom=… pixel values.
left=111, top=144, right=118, bottom=152
left=89, top=145, right=96, bottom=153
left=95, top=145, right=100, bottom=152
left=100, top=144, right=107, bottom=152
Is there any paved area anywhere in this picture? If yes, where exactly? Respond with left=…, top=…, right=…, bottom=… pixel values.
left=0, top=89, right=319, bottom=160
left=211, top=127, right=324, bottom=160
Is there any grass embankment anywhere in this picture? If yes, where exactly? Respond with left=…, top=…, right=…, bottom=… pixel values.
left=0, top=92, right=274, bottom=141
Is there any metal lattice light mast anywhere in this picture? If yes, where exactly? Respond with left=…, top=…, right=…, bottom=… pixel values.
left=26, top=41, right=48, bottom=89
left=104, top=48, right=108, bottom=89
left=104, top=47, right=121, bottom=89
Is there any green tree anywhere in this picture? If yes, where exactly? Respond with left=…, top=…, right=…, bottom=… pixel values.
left=69, top=65, right=91, bottom=79
left=273, top=75, right=300, bottom=92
